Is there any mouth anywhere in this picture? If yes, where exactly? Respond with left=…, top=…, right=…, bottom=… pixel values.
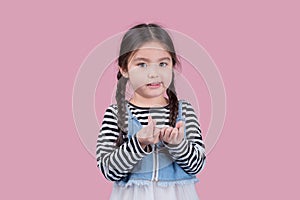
left=146, top=82, right=162, bottom=86
left=146, top=82, right=162, bottom=88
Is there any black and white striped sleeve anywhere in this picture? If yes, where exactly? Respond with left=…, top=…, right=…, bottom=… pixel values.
left=96, top=105, right=151, bottom=181
left=165, top=101, right=206, bottom=175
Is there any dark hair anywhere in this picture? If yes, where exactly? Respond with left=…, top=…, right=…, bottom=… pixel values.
left=115, top=23, right=180, bottom=146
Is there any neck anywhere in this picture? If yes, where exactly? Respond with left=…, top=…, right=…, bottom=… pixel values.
left=130, top=94, right=169, bottom=107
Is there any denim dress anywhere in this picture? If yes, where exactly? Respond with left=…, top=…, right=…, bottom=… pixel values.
left=110, top=100, right=200, bottom=200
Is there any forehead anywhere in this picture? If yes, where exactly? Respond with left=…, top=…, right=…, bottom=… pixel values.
left=129, top=41, right=171, bottom=62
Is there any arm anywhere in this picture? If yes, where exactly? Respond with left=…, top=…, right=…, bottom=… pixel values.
left=164, top=101, right=206, bottom=175
left=96, top=105, right=151, bottom=181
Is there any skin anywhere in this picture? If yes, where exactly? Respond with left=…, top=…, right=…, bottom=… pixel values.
left=120, top=41, right=184, bottom=149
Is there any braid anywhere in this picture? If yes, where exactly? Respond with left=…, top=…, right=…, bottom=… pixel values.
left=167, top=71, right=178, bottom=127
left=115, top=70, right=128, bottom=147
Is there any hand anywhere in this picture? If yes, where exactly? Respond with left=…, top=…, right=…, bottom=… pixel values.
left=136, top=116, right=160, bottom=149
left=159, top=121, right=185, bottom=145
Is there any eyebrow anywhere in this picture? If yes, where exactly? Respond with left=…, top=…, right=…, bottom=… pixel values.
left=132, top=57, right=171, bottom=62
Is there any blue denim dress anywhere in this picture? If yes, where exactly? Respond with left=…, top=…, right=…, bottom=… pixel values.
left=115, top=100, right=199, bottom=187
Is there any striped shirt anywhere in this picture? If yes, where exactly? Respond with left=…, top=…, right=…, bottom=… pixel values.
left=96, top=100, right=206, bottom=181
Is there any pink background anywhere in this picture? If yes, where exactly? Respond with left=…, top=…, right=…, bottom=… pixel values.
left=1, top=0, right=299, bottom=199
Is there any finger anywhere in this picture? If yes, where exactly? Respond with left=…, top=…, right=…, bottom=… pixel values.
left=176, top=128, right=184, bottom=142
left=175, top=121, right=184, bottom=131
left=143, top=124, right=152, bottom=137
left=152, top=118, right=156, bottom=128
left=149, top=128, right=159, bottom=144
left=165, top=127, right=172, bottom=137
left=178, top=122, right=185, bottom=134
left=148, top=116, right=154, bottom=129
left=171, top=127, right=178, bottom=136
left=147, top=116, right=155, bottom=132
left=148, top=115, right=157, bottom=125
left=175, top=121, right=183, bottom=129
left=159, top=128, right=164, bottom=140
left=169, top=128, right=178, bottom=142
left=159, top=127, right=166, bottom=137
left=160, top=127, right=167, bottom=134
left=153, top=127, right=160, bottom=137
left=153, top=136, right=160, bottom=144
left=165, top=127, right=173, bottom=140
left=148, top=115, right=152, bottom=124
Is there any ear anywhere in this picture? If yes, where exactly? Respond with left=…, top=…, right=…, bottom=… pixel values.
left=119, top=67, right=129, bottom=78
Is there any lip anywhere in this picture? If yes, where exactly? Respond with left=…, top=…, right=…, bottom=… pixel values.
left=146, top=82, right=162, bottom=88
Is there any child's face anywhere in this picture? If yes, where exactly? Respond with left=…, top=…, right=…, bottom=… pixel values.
left=121, top=41, right=173, bottom=100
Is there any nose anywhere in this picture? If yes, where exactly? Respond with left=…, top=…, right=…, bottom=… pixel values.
left=148, top=70, right=159, bottom=78
left=147, top=64, right=159, bottom=78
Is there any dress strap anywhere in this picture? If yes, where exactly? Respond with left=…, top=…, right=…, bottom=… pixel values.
left=178, top=100, right=183, bottom=119
left=125, top=101, right=134, bottom=119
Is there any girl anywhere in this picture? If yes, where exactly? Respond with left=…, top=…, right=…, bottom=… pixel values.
left=96, top=23, right=206, bottom=200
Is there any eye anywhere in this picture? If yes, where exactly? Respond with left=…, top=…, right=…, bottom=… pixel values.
left=159, top=62, right=168, bottom=67
left=137, top=62, right=147, bottom=68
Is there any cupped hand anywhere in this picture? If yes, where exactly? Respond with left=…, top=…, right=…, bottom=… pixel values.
left=159, top=121, right=185, bottom=145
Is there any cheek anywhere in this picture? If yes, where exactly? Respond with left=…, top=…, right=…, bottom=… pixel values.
left=159, top=68, right=173, bottom=88
left=127, top=68, right=148, bottom=90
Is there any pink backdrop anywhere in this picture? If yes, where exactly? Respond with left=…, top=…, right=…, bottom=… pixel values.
left=1, top=0, right=299, bottom=199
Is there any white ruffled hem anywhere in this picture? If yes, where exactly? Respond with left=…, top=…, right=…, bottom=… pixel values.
left=110, top=181, right=199, bottom=200
left=115, top=178, right=199, bottom=187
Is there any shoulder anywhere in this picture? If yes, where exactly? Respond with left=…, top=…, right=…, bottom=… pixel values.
left=178, top=99, right=194, bottom=109
left=103, top=104, right=118, bottom=117
left=178, top=99, right=198, bottom=117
